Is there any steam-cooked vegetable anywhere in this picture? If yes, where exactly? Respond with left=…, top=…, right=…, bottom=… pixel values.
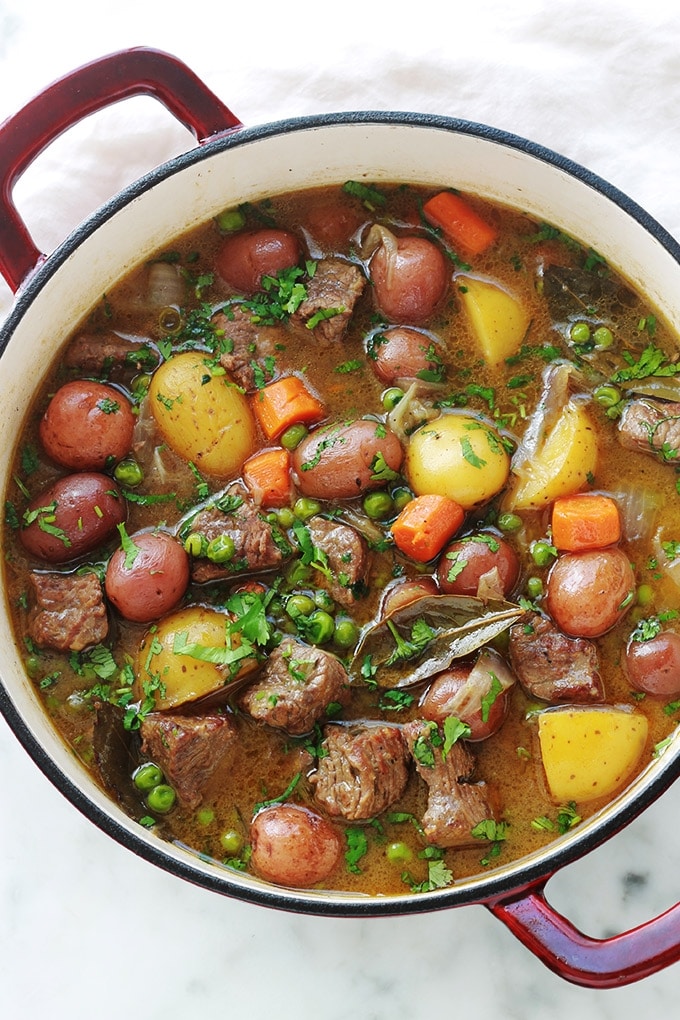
left=457, top=276, right=530, bottom=365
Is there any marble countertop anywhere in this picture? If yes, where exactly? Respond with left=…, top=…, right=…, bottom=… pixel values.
left=1, top=1, right=679, bottom=1014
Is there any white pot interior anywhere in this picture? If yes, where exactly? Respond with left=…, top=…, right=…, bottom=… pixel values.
left=2, top=116, right=680, bottom=909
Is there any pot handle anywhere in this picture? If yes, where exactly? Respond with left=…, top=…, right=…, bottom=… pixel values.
left=0, top=46, right=242, bottom=293
left=487, top=881, right=680, bottom=988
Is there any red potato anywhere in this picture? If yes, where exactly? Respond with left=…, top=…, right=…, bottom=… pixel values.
left=250, top=804, right=342, bottom=888
left=546, top=548, right=636, bottom=638
left=436, top=533, right=520, bottom=599
left=370, top=235, right=449, bottom=323
left=626, top=631, right=680, bottom=698
left=39, top=380, right=135, bottom=471
left=292, top=419, right=403, bottom=499
left=371, top=327, right=444, bottom=386
left=20, top=473, right=126, bottom=564
left=421, top=648, right=516, bottom=741
left=105, top=530, right=190, bottom=623
left=302, top=196, right=365, bottom=250
left=215, top=228, right=301, bottom=294
left=380, top=576, right=439, bottom=616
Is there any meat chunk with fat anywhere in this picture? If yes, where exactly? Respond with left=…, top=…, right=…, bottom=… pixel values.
left=140, top=711, right=238, bottom=809
left=63, top=331, right=158, bottom=378
left=28, top=570, right=108, bottom=652
left=508, top=613, right=604, bottom=703
left=239, top=636, right=349, bottom=735
left=403, top=719, right=496, bottom=848
left=293, top=258, right=367, bottom=343
left=310, top=724, right=410, bottom=820
left=618, top=397, right=680, bottom=462
left=186, top=484, right=292, bottom=583
left=214, top=304, right=281, bottom=392
left=305, top=516, right=370, bottom=606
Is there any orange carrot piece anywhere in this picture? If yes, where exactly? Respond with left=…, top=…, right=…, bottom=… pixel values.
left=251, top=375, right=325, bottom=440
left=391, top=493, right=465, bottom=562
left=551, top=493, right=621, bottom=552
left=242, top=447, right=293, bottom=508
left=422, top=191, right=498, bottom=256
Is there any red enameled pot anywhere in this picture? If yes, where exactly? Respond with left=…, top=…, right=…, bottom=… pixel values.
left=1, top=47, right=679, bottom=988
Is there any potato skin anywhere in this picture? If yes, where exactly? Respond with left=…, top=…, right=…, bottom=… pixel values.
left=149, top=351, right=257, bottom=477
left=370, top=236, right=449, bottom=323
left=292, top=419, right=403, bottom=499
left=546, top=548, right=636, bottom=638
left=216, top=229, right=300, bottom=293
left=20, top=473, right=126, bottom=564
left=437, top=533, right=519, bottom=597
left=626, top=631, right=680, bottom=698
left=39, top=380, right=135, bottom=471
left=105, top=530, right=190, bottom=623
left=372, top=327, right=442, bottom=385
left=250, top=804, right=342, bottom=887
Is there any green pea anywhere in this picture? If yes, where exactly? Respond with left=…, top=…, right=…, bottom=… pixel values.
left=333, top=617, right=360, bottom=649
left=25, top=655, right=41, bottom=679
left=285, top=560, right=312, bottom=586
left=197, top=808, right=215, bottom=826
left=131, top=374, right=152, bottom=397
left=594, top=384, right=621, bottom=409
left=114, top=458, right=144, bottom=487
left=304, top=609, right=335, bottom=645
left=294, top=497, right=321, bottom=521
left=636, top=583, right=654, bottom=607
left=497, top=512, right=522, bottom=532
left=363, top=491, right=394, bottom=520
left=133, top=762, right=164, bottom=792
left=391, top=487, right=413, bottom=513
left=593, top=325, right=614, bottom=349
left=220, top=829, right=244, bottom=854
left=569, top=321, right=591, bottom=344
left=276, top=507, right=295, bottom=529
left=146, top=784, right=176, bottom=813
left=280, top=423, right=308, bottom=451
left=206, top=534, right=235, bottom=563
left=216, top=207, right=247, bottom=232
left=382, top=387, right=404, bottom=411
left=385, top=841, right=413, bottom=864
left=313, top=589, right=335, bottom=612
left=286, top=593, right=316, bottom=619
left=532, top=540, right=557, bottom=568
left=526, top=576, right=544, bottom=599
left=184, top=533, right=207, bottom=557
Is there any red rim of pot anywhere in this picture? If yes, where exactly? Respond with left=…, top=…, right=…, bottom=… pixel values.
left=1, top=48, right=679, bottom=988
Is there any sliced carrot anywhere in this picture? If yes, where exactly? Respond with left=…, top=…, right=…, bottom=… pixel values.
left=422, top=191, right=498, bottom=256
left=242, top=447, right=293, bottom=508
left=251, top=375, right=325, bottom=440
left=551, top=493, right=621, bottom=551
left=391, top=493, right=465, bottom=562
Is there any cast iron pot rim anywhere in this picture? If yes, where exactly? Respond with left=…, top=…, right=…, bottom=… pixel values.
left=1, top=109, right=679, bottom=916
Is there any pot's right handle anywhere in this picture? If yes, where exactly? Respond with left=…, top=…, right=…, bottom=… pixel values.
left=487, top=881, right=680, bottom=988
left=0, top=46, right=242, bottom=293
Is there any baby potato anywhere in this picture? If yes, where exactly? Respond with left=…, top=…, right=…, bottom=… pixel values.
left=135, top=605, right=258, bottom=710
left=538, top=706, right=648, bottom=803
left=149, top=351, right=257, bottom=477
left=405, top=413, right=510, bottom=509
left=457, top=275, right=530, bottom=366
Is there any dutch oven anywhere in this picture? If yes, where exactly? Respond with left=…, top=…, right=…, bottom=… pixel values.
left=0, top=46, right=679, bottom=988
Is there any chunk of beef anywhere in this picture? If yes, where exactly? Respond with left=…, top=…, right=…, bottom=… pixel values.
left=214, top=305, right=280, bottom=392
left=293, top=258, right=367, bottom=343
left=508, top=613, right=604, bottom=703
left=140, top=711, right=238, bottom=809
left=402, top=719, right=495, bottom=848
left=618, top=397, right=680, bottom=462
left=28, top=570, right=108, bottom=652
left=306, top=516, right=370, bottom=606
left=239, top=636, right=349, bottom=735
left=310, top=724, right=409, bottom=820
left=187, top=484, right=292, bottom=583
left=63, top=331, right=158, bottom=378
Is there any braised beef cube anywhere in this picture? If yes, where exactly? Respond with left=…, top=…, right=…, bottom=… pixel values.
left=239, top=636, right=349, bottom=735
left=293, top=258, right=367, bottom=343
left=140, top=711, right=238, bottom=809
left=214, top=305, right=281, bottom=391
left=306, top=516, right=370, bottom=606
left=28, top=570, right=108, bottom=652
left=403, top=719, right=496, bottom=849
left=618, top=397, right=680, bottom=462
left=63, top=331, right=158, bottom=378
left=310, top=723, right=409, bottom=820
left=188, top=483, right=292, bottom=583
left=508, top=614, right=604, bottom=703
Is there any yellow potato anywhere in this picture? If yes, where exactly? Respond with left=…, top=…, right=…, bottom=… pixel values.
left=135, top=605, right=258, bottom=710
left=405, top=412, right=510, bottom=509
left=149, top=351, right=256, bottom=477
left=510, top=401, right=598, bottom=509
left=538, top=706, right=648, bottom=804
left=458, top=275, right=530, bottom=366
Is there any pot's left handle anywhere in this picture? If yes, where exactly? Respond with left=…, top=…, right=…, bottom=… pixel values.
left=0, top=46, right=242, bottom=293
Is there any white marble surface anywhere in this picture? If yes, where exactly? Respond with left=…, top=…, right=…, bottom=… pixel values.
left=1, top=0, right=680, bottom=1014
